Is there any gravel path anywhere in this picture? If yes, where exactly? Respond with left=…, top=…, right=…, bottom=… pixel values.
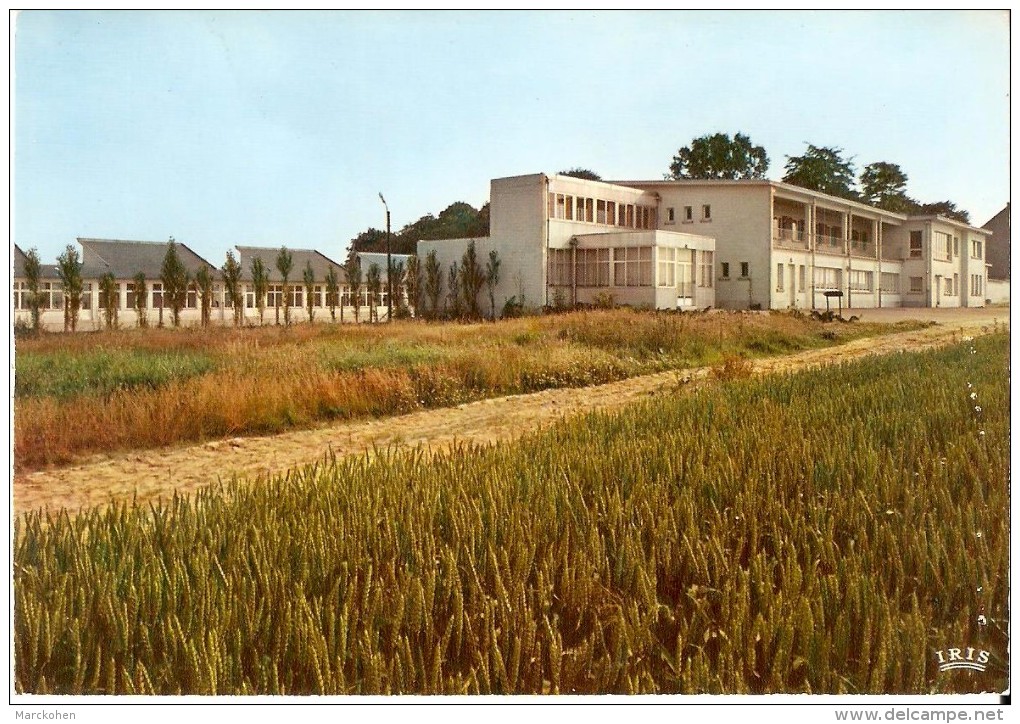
left=13, top=308, right=1008, bottom=516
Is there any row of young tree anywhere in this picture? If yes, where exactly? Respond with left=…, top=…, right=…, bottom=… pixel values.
left=666, top=132, right=972, bottom=223
left=20, top=238, right=503, bottom=334
left=403, top=241, right=502, bottom=322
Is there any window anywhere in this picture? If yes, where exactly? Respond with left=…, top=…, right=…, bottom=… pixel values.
left=697, top=251, right=713, bottom=288
left=607, top=201, right=616, bottom=226
left=944, top=277, right=954, bottom=296
left=666, top=207, right=675, bottom=224
left=971, top=239, right=983, bottom=259
left=740, top=262, right=750, bottom=279
left=814, top=267, right=842, bottom=290
left=612, top=247, right=653, bottom=287
left=776, top=263, right=784, bottom=292
left=798, top=265, right=806, bottom=291
left=658, top=248, right=675, bottom=287
left=953, top=237, right=959, bottom=257
left=702, top=204, right=712, bottom=221
left=880, top=273, right=900, bottom=293
left=934, top=231, right=951, bottom=261
left=98, top=283, right=120, bottom=311
left=185, top=283, right=198, bottom=309
left=909, top=231, right=923, bottom=259
left=126, top=282, right=146, bottom=309
left=909, top=277, right=923, bottom=293
left=970, top=274, right=983, bottom=297
left=576, top=248, right=610, bottom=287
left=848, top=270, right=873, bottom=292
left=267, top=284, right=284, bottom=308
left=721, top=262, right=730, bottom=279
left=684, top=206, right=693, bottom=223
left=953, top=273, right=959, bottom=297
left=152, top=282, right=164, bottom=308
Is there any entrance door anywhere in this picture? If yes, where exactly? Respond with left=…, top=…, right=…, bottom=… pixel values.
left=677, top=260, right=693, bottom=306
left=934, top=276, right=942, bottom=307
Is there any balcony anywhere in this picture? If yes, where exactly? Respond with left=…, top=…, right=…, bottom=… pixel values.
left=772, top=225, right=809, bottom=250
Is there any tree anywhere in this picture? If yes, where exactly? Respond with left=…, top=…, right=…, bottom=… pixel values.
left=458, top=240, right=486, bottom=319
left=99, top=272, right=119, bottom=330
left=388, top=258, right=406, bottom=317
left=56, top=245, right=84, bottom=333
left=559, top=168, right=602, bottom=181
left=446, top=261, right=462, bottom=319
left=303, top=261, right=316, bottom=323
left=195, top=267, right=214, bottom=327
left=366, top=263, right=382, bottom=323
left=860, top=162, right=915, bottom=213
left=324, top=265, right=340, bottom=323
left=668, top=132, right=769, bottom=180
left=251, top=256, right=269, bottom=325
left=916, top=201, right=971, bottom=224
left=485, top=249, right=501, bottom=321
left=221, top=250, right=244, bottom=327
left=782, top=144, right=858, bottom=200
left=160, top=238, right=190, bottom=327
left=23, top=248, right=42, bottom=332
left=345, top=256, right=363, bottom=323
left=133, top=271, right=148, bottom=328
left=275, top=247, right=293, bottom=325
left=423, top=250, right=442, bottom=320
left=404, top=255, right=421, bottom=318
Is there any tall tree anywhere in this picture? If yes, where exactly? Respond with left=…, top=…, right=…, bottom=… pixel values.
left=99, top=272, right=119, bottom=330
left=916, top=201, right=971, bottom=224
left=56, top=244, right=84, bottom=333
left=221, top=250, right=244, bottom=327
left=303, top=261, right=316, bottom=323
left=366, top=263, right=382, bottom=323
left=251, top=256, right=269, bottom=326
left=276, top=247, right=293, bottom=325
left=195, top=267, right=214, bottom=327
left=324, top=265, right=340, bottom=323
left=388, top=258, right=406, bottom=316
left=404, top=254, right=421, bottom=318
left=860, top=162, right=915, bottom=213
left=446, top=261, right=462, bottom=319
left=559, top=168, right=602, bottom=181
left=160, top=238, right=190, bottom=328
left=668, top=132, right=769, bottom=180
left=458, top=241, right=486, bottom=319
left=23, top=248, right=42, bottom=332
left=133, top=271, right=148, bottom=329
left=345, top=256, right=363, bottom=323
left=782, top=144, right=858, bottom=200
left=485, top=249, right=501, bottom=321
left=423, top=250, right=442, bottom=320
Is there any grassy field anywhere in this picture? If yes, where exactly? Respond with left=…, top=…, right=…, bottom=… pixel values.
left=13, top=309, right=924, bottom=469
left=13, top=333, right=1008, bottom=695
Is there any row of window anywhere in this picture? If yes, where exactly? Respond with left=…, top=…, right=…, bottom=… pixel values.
left=547, top=247, right=714, bottom=289
left=665, top=205, right=711, bottom=224
left=548, top=193, right=657, bottom=229
left=910, top=230, right=982, bottom=261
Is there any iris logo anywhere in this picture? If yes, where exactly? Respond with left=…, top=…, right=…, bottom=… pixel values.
left=935, top=646, right=991, bottom=672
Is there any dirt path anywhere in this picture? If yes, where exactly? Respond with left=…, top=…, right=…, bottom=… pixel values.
left=13, top=309, right=1008, bottom=516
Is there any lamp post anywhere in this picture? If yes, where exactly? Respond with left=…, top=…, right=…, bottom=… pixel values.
left=379, top=193, right=392, bottom=322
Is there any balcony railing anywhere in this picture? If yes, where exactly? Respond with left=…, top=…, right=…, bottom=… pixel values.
left=772, top=226, right=809, bottom=249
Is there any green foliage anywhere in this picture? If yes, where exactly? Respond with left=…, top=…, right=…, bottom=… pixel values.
left=303, top=261, right=316, bottom=324
left=366, top=263, right=382, bottom=323
left=99, top=273, right=119, bottom=330
left=459, top=241, right=486, bottom=319
left=423, top=250, right=443, bottom=321
left=276, top=247, right=294, bottom=326
left=345, top=257, right=363, bottom=323
left=916, top=201, right=971, bottom=225
left=221, top=252, right=243, bottom=327
left=404, top=255, right=421, bottom=318
left=446, top=261, right=462, bottom=319
left=859, top=162, right=914, bottom=212
left=782, top=144, right=858, bottom=201
left=559, top=168, right=602, bottom=181
left=160, top=238, right=190, bottom=328
left=350, top=203, right=490, bottom=257
left=485, top=250, right=501, bottom=321
left=195, top=267, right=213, bottom=328
left=251, top=257, right=269, bottom=326
left=668, top=132, right=769, bottom=180
left=56, top=244, right=84, bottom=333
left=132, top=272, right=148, bottom=329
left=23, top=248, right=42, bottom=331
left=14, top=335, right=1009, bottom=694
left=15, top=349, right=216, bottom=400
left=324, top=265, right=340, bottom=323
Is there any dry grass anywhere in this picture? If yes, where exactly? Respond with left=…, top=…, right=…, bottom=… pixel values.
left=14, top=309, right=924, bottom=470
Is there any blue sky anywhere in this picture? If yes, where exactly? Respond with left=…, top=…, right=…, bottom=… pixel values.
left=13, top=10, right=1010, bottom=267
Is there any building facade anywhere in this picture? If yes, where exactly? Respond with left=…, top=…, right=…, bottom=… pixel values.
left=423, top=174, right=992, bottom=315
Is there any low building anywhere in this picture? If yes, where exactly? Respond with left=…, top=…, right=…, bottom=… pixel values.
left=422, top=173, right=992, bottom=315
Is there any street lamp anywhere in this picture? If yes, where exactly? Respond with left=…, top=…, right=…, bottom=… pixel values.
left=378, top=193, right=392, bottom=322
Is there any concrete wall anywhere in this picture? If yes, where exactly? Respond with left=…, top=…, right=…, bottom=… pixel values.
left=986, top=278, right=1010, bottom=305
